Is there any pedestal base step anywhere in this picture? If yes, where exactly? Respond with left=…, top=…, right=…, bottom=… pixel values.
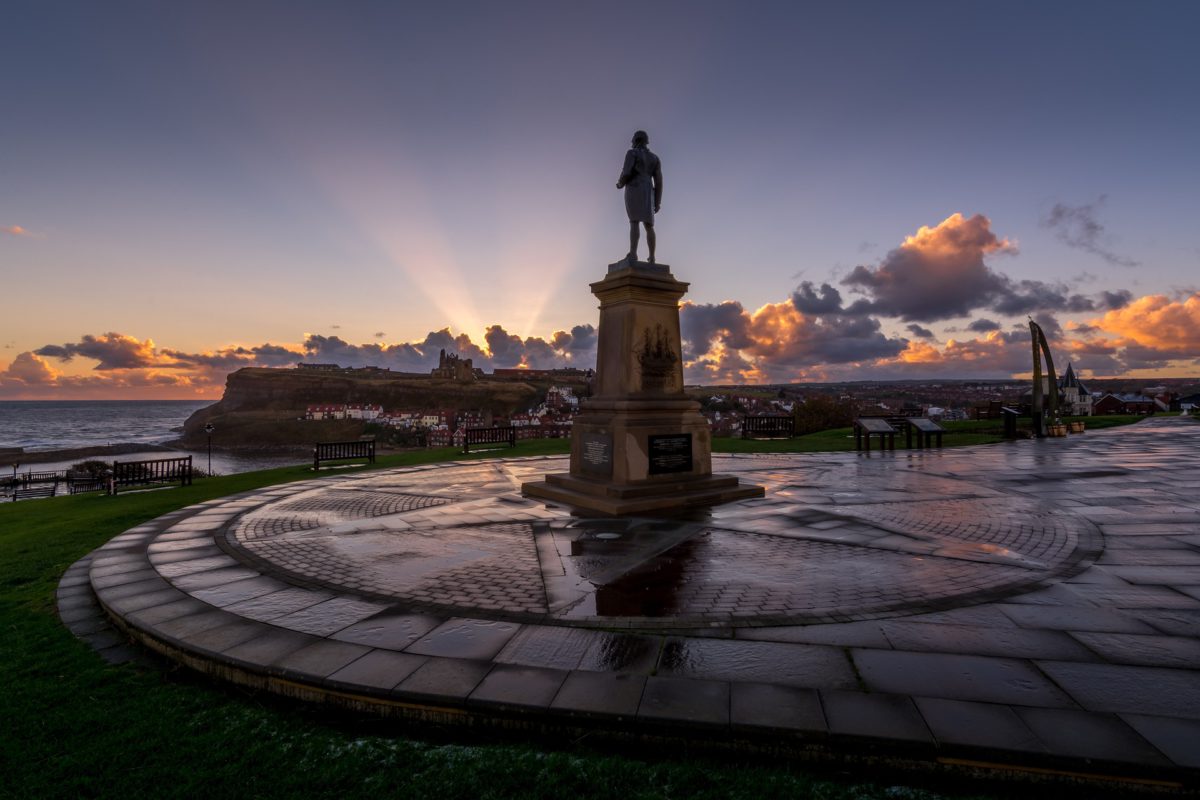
left=522, top=472, right=764, bottom=516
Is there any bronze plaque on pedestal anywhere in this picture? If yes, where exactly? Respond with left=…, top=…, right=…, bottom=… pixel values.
left=648, top=433, right=692, bottom=475
left=580, top=432, right=613, bottom=478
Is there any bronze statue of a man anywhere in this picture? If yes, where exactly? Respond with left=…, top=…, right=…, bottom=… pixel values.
left=616, top=130, right=663, bottom=263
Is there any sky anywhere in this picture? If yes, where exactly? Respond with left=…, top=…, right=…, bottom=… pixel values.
left=2, top=0, right=1199, bottom=399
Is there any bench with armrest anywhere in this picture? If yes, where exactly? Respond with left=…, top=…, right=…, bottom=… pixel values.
left=313, top=439, right=376, bottom=470
left=13, top=483, right=57, bottom=501
left=741, top=415, right=795, bottom=440
left=463, top=426, right=516, bottom=453
left=110, top=456, right=193, bottom=495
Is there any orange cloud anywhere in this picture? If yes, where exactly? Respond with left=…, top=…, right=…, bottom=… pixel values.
left=841, top=213, right=1021, bottom=322
left=2, top=225, right=33, bottom=237
left=900, top=212, right=1017, bottom=258
left=1, top=352, right=59, bottom=384
left=1092, top=293, right=1200, bottom=352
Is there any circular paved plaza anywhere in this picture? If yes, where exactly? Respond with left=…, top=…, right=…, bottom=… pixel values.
left=221, top=456, right=1100, bottom=627
left=61, top=417, right=1200, bottom=791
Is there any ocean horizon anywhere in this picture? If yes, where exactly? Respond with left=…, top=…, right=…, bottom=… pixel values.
left=0, top=399, right=212, bottom=452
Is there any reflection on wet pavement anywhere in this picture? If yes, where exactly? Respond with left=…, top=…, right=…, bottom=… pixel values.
left=217, top=446, right=1104, bottom=627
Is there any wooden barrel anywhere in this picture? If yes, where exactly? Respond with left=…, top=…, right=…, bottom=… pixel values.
left=1047, top=424, right=1068, bottom=437
left=1069, top=421, right=1085, bottom=433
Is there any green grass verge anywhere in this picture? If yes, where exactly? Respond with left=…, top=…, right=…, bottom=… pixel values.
left=8, top=423, right=1154, bottom=799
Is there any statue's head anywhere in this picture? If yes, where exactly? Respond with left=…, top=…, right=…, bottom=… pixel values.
left=632, top=130, right=649, bottom=147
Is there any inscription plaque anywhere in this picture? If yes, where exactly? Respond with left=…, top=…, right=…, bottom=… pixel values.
left=648, top=433, right=692, bottom=475
left=580, top=432, right=613, bottom=478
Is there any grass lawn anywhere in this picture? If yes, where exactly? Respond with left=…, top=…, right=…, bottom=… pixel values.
left=1, top=422, right=1149, bottom=799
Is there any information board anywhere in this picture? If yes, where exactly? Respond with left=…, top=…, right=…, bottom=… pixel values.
left=648, top=433, right=693, bottom=475
left=579, top=432, right=613, bottom=478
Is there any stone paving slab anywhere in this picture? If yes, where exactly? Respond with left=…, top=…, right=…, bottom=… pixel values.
left=59, top=416, right=1200, bottom=792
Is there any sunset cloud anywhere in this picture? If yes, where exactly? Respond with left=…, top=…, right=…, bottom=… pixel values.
left=842, top=213, right=1016, bottom=322
left=5, top=286, right=1196, bottom=399
left=1092, top=293, right=1200, bottom=354
left=1, top=352, right=59, bottom=385
left=681, top=300, right=907, bottom=382
left=2, top=225, right=34, bottom=237
left=36, top=333, right=159, bottom=370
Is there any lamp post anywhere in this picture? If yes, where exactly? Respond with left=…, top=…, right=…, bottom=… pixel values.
left=204, top=424, right=214, bottom=475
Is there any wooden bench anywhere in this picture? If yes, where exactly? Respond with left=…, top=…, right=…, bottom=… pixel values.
left=854, top=417, right=897, bottom=452
left=111, top=456, right=193, bottom=495
left=741, top=415, right=795, bottom=440
left=313, top=439, right=376, bottom=470
left=463, top=426, right=516, bottom=453
left=13, top=483, right=57, bottom=501
left=68, top=478, right=107, bottom=494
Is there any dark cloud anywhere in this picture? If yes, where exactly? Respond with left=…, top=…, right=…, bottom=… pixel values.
left=1042, top=198, right=1139, bottom=267
left=161, top=343, right=303, bottom=370
left=905, top=323, right=935, bottom=339
left=682, top=300, right=906, bottom=381
left=550, top=324, right=597, bottom=360
left=967, top=318, right=1001, bottom=332
left=1031, top=312, right=1063, bottom=340
left=1098, top=290, right=1133, bottom=310
left=374, top=331, right=386, bottom=338
left=302, top=334, right=434, bottom=371
left=791, top=282, right=845, bottom=315
left=35, top=333, right=157, bottom=370
left=841, top=213, right=1016, bottom=322
left=680, top=301, right=752, bottom=360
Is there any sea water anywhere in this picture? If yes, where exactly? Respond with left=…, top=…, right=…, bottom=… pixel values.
left=0, top=400, right=303, bottom=475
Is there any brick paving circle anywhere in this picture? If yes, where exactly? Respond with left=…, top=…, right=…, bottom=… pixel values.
left=213, top=455, right=1102, bottom=627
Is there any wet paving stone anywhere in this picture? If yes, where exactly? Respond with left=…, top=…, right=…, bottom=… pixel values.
left=185, top=620, right=268, bottom=655
left=551, top=671, right=646, bottom=718
left=1070, top=631, right=1200, bottom=668
left=659, top=637, right=857, bottom=690
left=1015, top=707, right=1169, bottom=765
left=406, top=618, right=520, bottom=660
left=877, top=621, right=1097, bottom=660
left=395, top=657, right=490, bottom=701
left=1120, top=713, right=1200, bottom=768
left=576, top=632, right=661, bottom=674
left=493, top=625, right=603, bottom=670
left=223, top=587, right=332, bottom=622
left=913, top=697, right=1045, bottom=753
left=730, top=682, right=825, bottom=733
left=853, top=649, right=1075, bottom=707
left=223, top=628, right=318, bottom=666
left=327, top=649, right=426, bottom=691
left=469, top=665, right=568, bottom=709
left=273, top=639, right=373, bottom=679
left=1035, top=661, right=1200, bottom=717
left=638, top=676, right=729, bottom=726
left=127, top=597, right=217, bottom=627
left=821, top=690, right=933, bottom=744
left=270, top=597, right=390, bottom=637
left=171, top=567, right=266, bottom=592
left=331, top=612, right=443, bottom=650
left=995, top=604, right=1156, bottom=634
left=738, top=620, right=891, bottom=648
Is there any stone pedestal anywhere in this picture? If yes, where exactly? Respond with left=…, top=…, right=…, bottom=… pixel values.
left=522, top=260, right=764, bottom=515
